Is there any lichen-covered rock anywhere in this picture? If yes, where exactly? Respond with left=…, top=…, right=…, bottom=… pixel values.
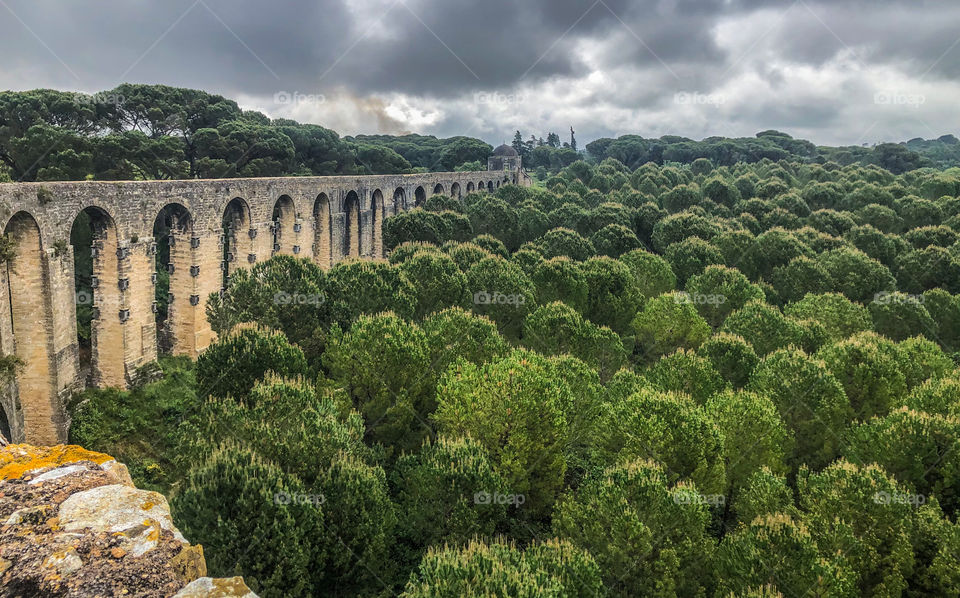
left=59, top=484, right=187, bottom=556
left=0, top=444, right=256, bottom=597
left=173, top=576, right=258, bottom=597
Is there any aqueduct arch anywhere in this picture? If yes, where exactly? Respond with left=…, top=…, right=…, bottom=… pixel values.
left=343, top=191, right=361, bottom=259
left=272, top=195, right=297, bottom=257
left=0, top=170, right=525, bottom=444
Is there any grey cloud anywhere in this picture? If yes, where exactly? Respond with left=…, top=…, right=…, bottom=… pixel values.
left=1, top=0, right=959, bottom=146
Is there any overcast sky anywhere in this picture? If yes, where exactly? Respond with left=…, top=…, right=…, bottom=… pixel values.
left=2, top=0, right=958, bottom=147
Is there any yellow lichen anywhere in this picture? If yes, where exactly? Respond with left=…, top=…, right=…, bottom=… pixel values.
left=0, top=444, right=114, bottom=480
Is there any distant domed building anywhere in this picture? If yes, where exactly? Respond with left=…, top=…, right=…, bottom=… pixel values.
left=488, top=144, right=521, bottom=172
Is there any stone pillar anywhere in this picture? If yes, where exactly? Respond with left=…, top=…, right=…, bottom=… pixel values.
left=359, top=210, right=373, bottom=258
left=48, top=246, right=80, bottom=436
left=168, top=230, right=222, bottom=358
left=120, top=239, right=157, bottom=381
left=293, top=217, right=309, bottom=260
left=331, top=212, right=347, bottom=265
left=90, top=233, right=125, bottom=389
left=2, top=216, right=61, bottom=445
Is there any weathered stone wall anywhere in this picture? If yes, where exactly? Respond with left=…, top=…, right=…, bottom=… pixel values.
left=0, top=171, right=512, bottom=445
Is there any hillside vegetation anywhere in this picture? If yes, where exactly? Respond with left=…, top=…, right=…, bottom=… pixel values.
left=69, top=153, right=960, bottom=597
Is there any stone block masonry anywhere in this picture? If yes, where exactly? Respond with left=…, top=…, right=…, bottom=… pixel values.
left=0, top=171, right=515, bottom=444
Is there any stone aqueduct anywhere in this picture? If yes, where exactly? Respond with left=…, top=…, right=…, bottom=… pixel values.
left=0, top=170, right=514, bottom=445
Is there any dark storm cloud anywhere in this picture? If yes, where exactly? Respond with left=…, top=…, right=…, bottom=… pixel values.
left=0, top=0, right=764, bottom=96
left=1, top=0, right=960, bottom=144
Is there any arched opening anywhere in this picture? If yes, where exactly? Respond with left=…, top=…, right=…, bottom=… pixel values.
left=0, top=405, right=10, bottom=444
left=393, top=187, right=406, bottom=212
left=344, top=191, right=361, bottom=259
left=477, top=180, right=485, bottom=192
left=222, top=197, right=252, bottom=288
left=451, top=182, right=461, bottom=199
left=487, top=181, right=494, bottom=192
left=467, top=182, right=475, bottom=193
left=433, top=183, right=444, bottom=196
left=414, top=186, right=426, bottom=207
left=313, top=193, right=332, bottom=269
left=496, top=180, right=501, bottom=188
left=152, top=204, right=192, bottom=354
left=272, top=195, right=296, bottom=256
left=70, top=207, right=124, bottom=388
left=371, top=189, right=384, bottom=258
left=4, top=211, right=57, bottom=443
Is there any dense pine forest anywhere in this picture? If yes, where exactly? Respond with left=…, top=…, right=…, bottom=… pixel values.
left=3, top=85, right=960, bottom=183
left=63, top=129, right=960, bottom=596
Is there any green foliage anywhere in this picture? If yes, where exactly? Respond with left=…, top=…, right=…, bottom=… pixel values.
left=632, top=293, right=711, bottom=361
left=421, top=306, right=509, bottom=376
left=844, top=408, right=960, bottom=516
left=523, top=301, right=627, bottom=380
left=798, top=461, right=916, bottom=597
left=68, top=356, right=195, bottom=493
left=715, top=513, right=855, bottom=597
left=596, top=388, right=726, bottom=495
left=721, top=301, right=804, bottom=356
left=816, top=332, right=906, bottom=419
left=589, top=223, right=640, bottom=257
left=195, top=327, right=309, bottom=404
left=323, top=312, right=432, bottom=456
left=391, top=436, right=508, bottom=566
left=383, top=209, right=453, bottom=249
left=818, top=247, right=896, bottom=303
left=530, top=256, right=589, bottom=312
left=705, top=390, right=790, bottom=500
left=465, top=256, right=536, bottom=339
left=402, top=538, right=603, bottom=598
left=747, top=348, right=851, bottom=470
left=579, top=256, right=644, bottom=335
left=733, top=468, right=796, bottom=527
left=434, top=349, right=569, bottom=517
left=326, top=260, right=417, bottom=325
left=206, top=255, right=328, bottom=349
left=646, top=348, right=727, bottom=404
left=869, top=292, right=937, bottom=341
left=896, top=335, right=955, bottom=389
left=398, top=250, right=469, bottom=319
left=783, top=292, right=872, bottom=342
left=172, top=443, right=323, bottom=597
left=537, top=227, right=596, bottom=260
left=664, top=237, right=726, bottom=285
left=697, top=333, right=759, bottom=388
left=619, top=249, right=677, bottom=299
left=553, top=459, right=713, bottom=597
left=685, top=265, right=765, bottom=327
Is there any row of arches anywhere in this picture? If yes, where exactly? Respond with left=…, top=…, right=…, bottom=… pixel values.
left=0, top=177, right=504, bottom=443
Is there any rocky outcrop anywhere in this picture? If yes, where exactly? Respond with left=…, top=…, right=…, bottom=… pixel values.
left=0, top=444, right=256, bottom=597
